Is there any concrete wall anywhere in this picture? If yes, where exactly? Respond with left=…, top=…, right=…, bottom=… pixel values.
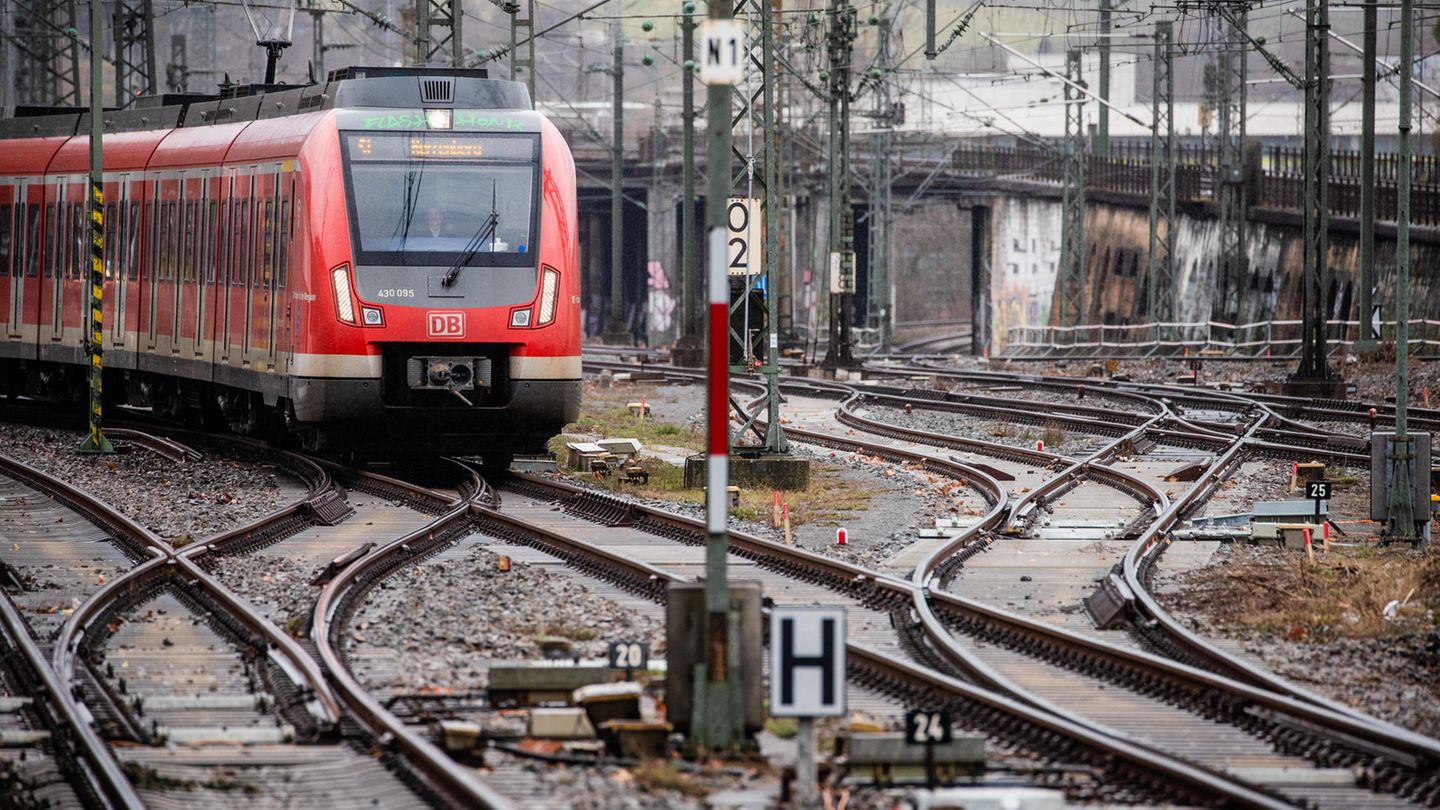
left=889, top=201, right=973, bottom=331
left=990, top=195, right=1440, bottom=349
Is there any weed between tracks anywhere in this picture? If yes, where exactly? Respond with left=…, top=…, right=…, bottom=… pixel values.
left=1164, top=543, right=1440, bottom=641
left=549, top=384, right=874, bottom=527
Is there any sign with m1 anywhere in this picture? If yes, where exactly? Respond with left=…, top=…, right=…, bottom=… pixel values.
left=768, top=606, right=846, bottom=718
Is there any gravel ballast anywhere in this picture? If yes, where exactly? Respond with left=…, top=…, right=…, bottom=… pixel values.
left=349, top=541, right=666, bottom=693
left=0, top=424, right=292, bottom=543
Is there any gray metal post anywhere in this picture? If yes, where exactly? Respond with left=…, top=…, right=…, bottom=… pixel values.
left=506, top=1, right=536, bottom=100
left=413, top=0, right=428, bottom=62
left=166, top=34, right=187, bottom=93
left=1147, top=21, right=1175, bottom=342
left=760, top=0, right=787, bottom=452
left=1058, top=47, right=1087, bottom=328
left=867, top=4, right=894, bottom=346
left=311, top=2, right=324, bottom=77
left=1388, top=0, right=1416, bottom=542
left=603, top=21, right=630, bottom=344
left=1297, top=0, right=1334, bottom=384
left=678, top=3, right=699, bottom=355
left=1216, top=6, right=1248, bottom=323
left=78, top=0, right=111, bottom=455
left=112, top=0, right=155, bottom=106
left=796, top=716, right=818, bottom=807
left=450, top=0, right=462, bottom=67
left=1096, top=0, right=1110, bottom=158
left=924, top=0, right=936, bottom=59
left=821, top=0, right=855, bottom=368
left=1355, top=0, right=1378, bottom=352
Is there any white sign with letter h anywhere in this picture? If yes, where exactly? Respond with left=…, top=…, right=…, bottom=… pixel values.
left=768, top=606, right=847, bottom=718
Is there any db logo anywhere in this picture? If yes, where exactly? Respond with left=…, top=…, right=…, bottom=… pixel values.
left=426, top=311, right=465, bottom=339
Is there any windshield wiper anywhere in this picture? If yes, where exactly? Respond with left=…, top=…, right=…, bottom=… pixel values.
left=441, top=180, right=500, bottom=288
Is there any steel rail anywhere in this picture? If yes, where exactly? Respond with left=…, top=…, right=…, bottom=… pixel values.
left=578, top=355, right=1440, bottom=797
left=309, top=465, right=516, bottom=810
left=490, top=476, right=1292, bottom=808
left=0, top=537, right=147, bottom=809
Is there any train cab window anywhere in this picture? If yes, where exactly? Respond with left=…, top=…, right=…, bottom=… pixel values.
left=43, top=203, right=55, bottom=278
left=0, top=204, right=10, bottom=277
left=338, top=131, right=540, bottom=268
left=25, top=204, right=39, bottom=278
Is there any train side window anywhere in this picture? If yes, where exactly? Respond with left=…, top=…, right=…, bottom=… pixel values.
left=169, top=201, right=181, bottom=281
left=217, top=200, right=230, bottom=285
left=126, top=201, right=140, bottom=281
left=25, top=204, right=40, bottom=278
left=205, top=200, right=217, bottom=284
left=278, top=198, right=290, bottom=289
left=236, top=200, right=250, bottom=288
left=114, top=202, right=126, bottom=281
left=60, top=202, right=70, bottom=279
left=261, top=200, right=274, bottom=286
left=0, top=203, right=11, bottom=277
left=103, top=202, right=116, bottom=279
left=43, top=203, right=55, bottom=278
left=70, top=202, right=82, bottom=279
left=158, top=202, right=173, bottom=281
left=185, top=200, right=198, bottom=282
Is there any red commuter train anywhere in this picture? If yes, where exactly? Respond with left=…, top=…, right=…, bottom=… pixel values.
left=0, top=67, right=580, bottom=469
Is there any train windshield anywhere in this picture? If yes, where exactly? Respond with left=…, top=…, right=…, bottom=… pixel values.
left=341, top=131, right=539, bottom=267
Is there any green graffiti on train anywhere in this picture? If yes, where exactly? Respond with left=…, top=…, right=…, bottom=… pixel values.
left=360, top=111, right=529, bottom=131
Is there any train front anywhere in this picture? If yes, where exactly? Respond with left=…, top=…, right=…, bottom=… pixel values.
left=293, top=68, right=580, bottom=463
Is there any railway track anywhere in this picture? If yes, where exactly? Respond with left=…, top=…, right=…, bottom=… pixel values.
left=0, top=425, right=514, bottom=808
left=583, top=356, right=1440, bottom=807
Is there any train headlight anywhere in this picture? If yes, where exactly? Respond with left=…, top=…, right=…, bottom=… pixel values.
left=510, top=309, right=532, bottom=328
left=331, top=264, right=356, bottom=324
left=536, top=267, right=560, bottom=326
left=362, top=306, right=383, bottom=326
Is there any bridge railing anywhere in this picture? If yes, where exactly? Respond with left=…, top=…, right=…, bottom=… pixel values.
left=1003, top=319, right=1440, bottom=357
left=950, top=142, right=1440, bottom=227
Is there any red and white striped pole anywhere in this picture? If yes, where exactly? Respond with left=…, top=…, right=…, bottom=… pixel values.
left=707, top=224, right=730, bottom=549
left=694, top=23, right=742, bottom=750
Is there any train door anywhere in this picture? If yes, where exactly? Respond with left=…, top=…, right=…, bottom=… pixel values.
left=44, top=180, right=66, bottom=343
left=273, top=169, right=293, bottom=368
left=252, top=169, right=278, bottom=371
left=243, top=170, right=268, bottom=367
left=18, top=191, right=40, bottom=346
left=194, top=177, right=214, bottom=364
left=109, top=178, right=130, bottom=349
left=215, top=172, right=233, bottom=365
left=231, top=172, right=254, bottom=368
left=144, top=179, right=161, bottom=352
left=171, top=174, right=193, bottom=356
left=2, top=181, right=20, bottom=340
left=175, top=174, right=199, bottom=359
left=156, top=176, right=181, bottom=356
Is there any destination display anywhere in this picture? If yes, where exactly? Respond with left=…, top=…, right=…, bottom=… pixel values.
left=344, top=133, right=534, bottom=162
